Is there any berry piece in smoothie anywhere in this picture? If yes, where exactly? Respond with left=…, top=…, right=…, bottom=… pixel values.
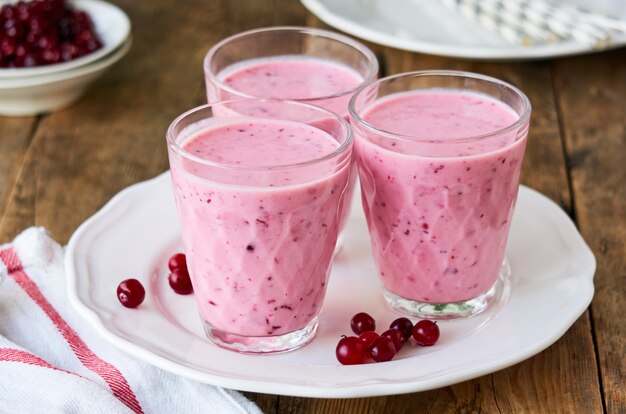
left=116, top=279, right=145, bottom=308
left=412, top=320, right=440, bottom=346
left=336, top=336, right=369, bottom=365
left=350, top=312, right=376, bottom=335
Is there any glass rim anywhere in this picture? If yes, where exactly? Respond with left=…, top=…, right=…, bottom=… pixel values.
left=348, top=70, right=532, bottom=144
left=203, top=26, right=379, bottom=103
left=166, top=98, right=353, bottom=171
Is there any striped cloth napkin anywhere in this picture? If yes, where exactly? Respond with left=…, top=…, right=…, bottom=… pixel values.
left=442, top=0, right=626, bottom=48
left=0, top=227, right=262, bottom=414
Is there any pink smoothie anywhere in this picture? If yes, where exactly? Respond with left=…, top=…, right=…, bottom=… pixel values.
left=355, top=91, right=528, bottom=303
left=208, top=56, right=365, bottom=237
left=169, top=118, right=350, bottom=337
left=210, top=56, right=364, bottom=116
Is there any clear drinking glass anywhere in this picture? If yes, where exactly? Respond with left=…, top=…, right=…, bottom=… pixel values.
left=167, top=99, right=352, bottom=353
left=203, top=26, right=378, bottom=114
left=349, top=71, right=531, bottom=319
left=203, top=26, right=378, bottom=238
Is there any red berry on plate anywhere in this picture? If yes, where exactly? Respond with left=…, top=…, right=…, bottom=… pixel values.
left=389, top=317, right=413, bottom=341
left=168, top=252, right=187, bottom=271
left=381, top=328, right=404, bottom=352
left=168, top=267, right=193, bottom=295
left=117, top=279, right=145, bottom=308
left=412, top=320, right=440, bottom=346
left=350, top=312, right=375, bottom=335
left=336, top=336, right=368, bottom=365
left=358, top=331, right=379, bottom=350
left=370, top=336, right=396, bottom=362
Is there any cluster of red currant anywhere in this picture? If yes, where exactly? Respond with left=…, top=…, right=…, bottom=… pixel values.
left=0, top=0, right=102, bottom=68
left=336, top=312, right=440, bottom=365
left=116, top=253, right=193, bottom=308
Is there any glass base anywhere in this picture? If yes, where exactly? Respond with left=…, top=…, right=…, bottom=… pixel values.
left=203, top=317, right=318, bottom=354
left=382, top=260, right=511, bottom=320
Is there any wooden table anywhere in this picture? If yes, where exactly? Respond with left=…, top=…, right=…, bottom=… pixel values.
left=1, top=1, right=623, bottom=413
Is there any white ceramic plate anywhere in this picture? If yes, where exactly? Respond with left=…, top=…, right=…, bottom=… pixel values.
left=301, top=0, right=626, bottom=60
left=66, top=172, right=595, bottom=398
left=0, top=0, right=131, bottom=78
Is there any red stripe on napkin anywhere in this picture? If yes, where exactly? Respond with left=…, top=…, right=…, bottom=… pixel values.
left=0, top=248, right=144, bottom=414
left=0, top=348, right=80, bottom=377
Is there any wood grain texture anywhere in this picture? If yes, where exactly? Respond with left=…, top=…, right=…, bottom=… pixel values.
left=0, top=117, right=38, bottom=232
left=552, top=47, right=626, bottom=414
left=0, top=1, right=621, bottom=413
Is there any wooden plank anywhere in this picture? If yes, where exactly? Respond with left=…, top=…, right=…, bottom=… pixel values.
left=552, top=47, right=626, bottom=414
left=242, top=392, right=278, bottom=414
left=0, top=117, right=38, bottom=237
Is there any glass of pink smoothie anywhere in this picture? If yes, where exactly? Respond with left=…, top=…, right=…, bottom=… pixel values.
left=349, top=71, right=531, bottom=319
left=167, top=99, right=352, bottom=353
left=203, top=27, right=378, bottom=241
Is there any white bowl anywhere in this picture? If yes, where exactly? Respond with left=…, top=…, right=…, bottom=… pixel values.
left=0, top=0, right=131, bottom=78
left=0, top=37, right=132, bottom=116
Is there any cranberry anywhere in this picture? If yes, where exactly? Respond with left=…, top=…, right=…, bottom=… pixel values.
left=23, top=50, right=41, bottom=66
left=84, top=37, right=100, bottom=52
left=358, top=331, right=379, bottom=350
left=60, top=41, right=77, bottom=60
left=412, top=320, right=440, bottom=346
left=36, top=32, right=57, bottom=50
left=168, top=253, right=187, bottom=272
left=389, top=317, right=414, bottom=341
left=168, top=268, right=193, bottom=295
left=1, top=5, right=15, bottom=20
left=336, top=336, right=368, bottom=365
left=15, top=43, right=27, bottom=58
left=370, top=336, right=396, bottom=362
left=117, top=279, right=145, bottom=308
left=0, top=37, right=15, bottom=55
left=380, top=328, right=404, bottom=352
left=0, top=0, right=102, bottom=68
left=28, top=15, right=48, bottom=35
left=42, top=48, right=60, bottom=63
left=350, top=312, right=376, bottom=335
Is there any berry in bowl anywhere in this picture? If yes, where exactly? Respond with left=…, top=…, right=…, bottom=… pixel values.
left=0, top=0, right=103, bottom=68
left=0, top=0, right=130, bottom=76
left=0, top=0, right=131, bottom=116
